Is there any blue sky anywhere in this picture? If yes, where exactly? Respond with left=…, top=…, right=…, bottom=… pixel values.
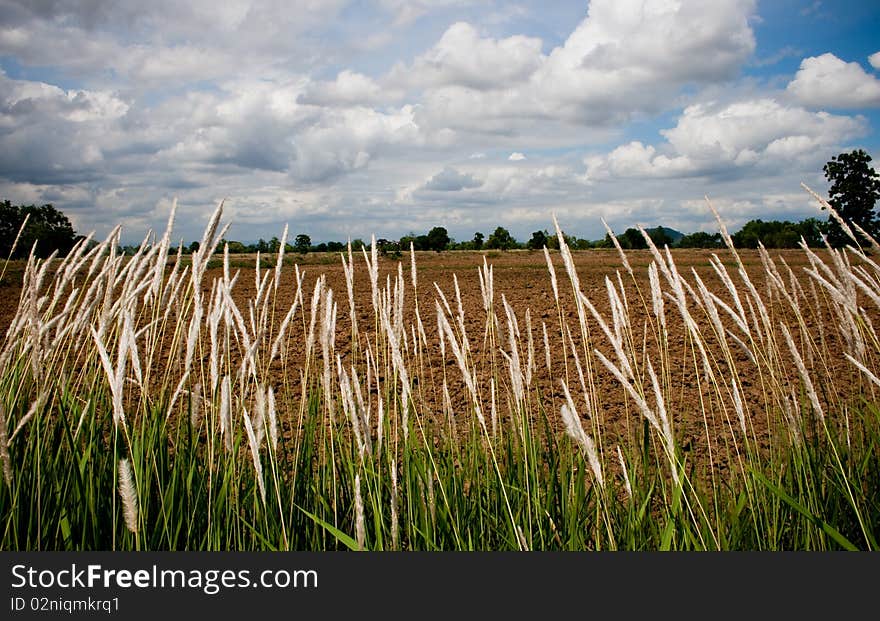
left=1, top=0, right=879, bottom=244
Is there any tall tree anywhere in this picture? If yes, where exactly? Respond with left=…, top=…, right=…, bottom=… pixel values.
left=486, top=226, right=516, bottom=250
left=294, top=233, right=311, bottom=254
left=0, top=200, right=78, bottom=259
left=426, top=226, right=450, bottom=252
left=527, top=230, right=548, bottom=250
left=822, top=149, right=880, bottom=247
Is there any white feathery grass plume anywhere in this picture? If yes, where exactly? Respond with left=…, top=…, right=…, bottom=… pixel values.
left=190, top=382, right=203, bottom=429
left=845, top=353, right=880, bottom=390
left=367, top=345, right=384, bottom=451
left=560, top=381, right=604, bottom=490
left=616, top=446, right=632, bottom=501
left=578, top=291, right=634, bottom=381
left=692, top=269, right=729, bottom=346
left=243, top=407, right=266, bottom=504
left=781, top=323, right=824, bottom=424
left=553, top=215, right=589, bottom=338
left=118, top=458, right=139, bottom=534
left=8, top=391, right=48, bottom=444
left=122, top=310, right=142, bottom=388
left=850, top=220, right=880, bottom=255
left=731, top=377, right=747, bottom=437
left=410, top=241, right=418, bottom=291
left=361, top=239, right=380, bottom=316
left=148, top=198, right=176, bottom=304
left=350, top=366, right=372, bottom=454
left=166, top=370, right=191, bottom=423
left=705, top=196, right=742, bottom=263
left=646, top=360, right=678, bottom=485
left=525, top=308, right=535, bottom=388
left=436, top=302, right=484, bottom=428
left=606, top=275, right=627, bottom=345
left=802, top=182, right=861, bottom=248
left=91, top=326, right=126, bottom=430
left=337, top=355, right=365, bottom=456
left=594, top=349, right=659, bottom=435
left=73, top=399, right=90, bottom=441
left=382, top=303, right=412, bottom=442
left=5, top=212, right=30, bottom=261
left=442, top=379, right=455, bottom=429
left=516, top=526, right=530, bottom=552
left=391, top=459, right=399, bottom=550
left=427, top=469, right=436, bottom=526
left=208, top=283, right=223, bottom=392
left=542, top=321, right=552, bottom=374
left=727, top=327, right=757, bottom=365
left=354, top=473, right=366, bottom=550
left=0, top=402, right=11, bottom=487
left=601, top=218, right=633, bottom=276
left=848, top=265, right=880, bottom=311
left=252, top=386, right=266, bottom=451
left=395, top=262, right=406, bottom=342
left=783, top=388, right=803, bottom=446
left=648, top=261, right=666, bottom=333
left=478, top=255, right=494, bottom=312
left=274, top=223, right=288, bottom=295
left=270, top=269, right=305, bottom=361
left=160, top=241, right=185, bottom=309
left=543, top=246, right=559, bottom=303
left=305, top=275, right=324, bottom=362
left=267, top=386, right=278, bottom=454
left=564, top=324, right=591, bottom=419
left=220, top=376, right=233, bottom=453
left=341, top=247, right=359, bottom=347
left=433, top=282, right=456, bottom=331
left=320, top=288, right=336, bottom=419
left=502, top=295, right=525, bottom=410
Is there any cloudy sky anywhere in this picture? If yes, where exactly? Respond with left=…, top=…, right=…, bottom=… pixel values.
left=1, top=0, right=879, bottom=245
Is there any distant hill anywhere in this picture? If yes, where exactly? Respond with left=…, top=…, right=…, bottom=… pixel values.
left=645, top=226, right=684, bottom=243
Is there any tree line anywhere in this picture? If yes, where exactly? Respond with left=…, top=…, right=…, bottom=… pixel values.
left=3, top=149, right=879, bottom=260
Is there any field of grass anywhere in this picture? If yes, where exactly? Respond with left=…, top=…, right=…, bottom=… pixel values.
left=0, top=198, right=878, bottom=550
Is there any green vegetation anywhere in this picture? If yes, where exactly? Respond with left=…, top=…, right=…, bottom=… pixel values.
left=1, top=194, right=878, bottom=551
left=822, top=149, right=880, bottom=247
left=0, top=200, right=79, bottom=259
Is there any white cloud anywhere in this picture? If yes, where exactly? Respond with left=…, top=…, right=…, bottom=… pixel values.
left=298, top=71, right=399, bottom=107
left=787, top=53, right=880, bottom=108
left=585, top=97, right=865, bottom=181
left=869, top=51, right=880, bottom=70
left=390, top=22, right=544, bottom=90
left=421, top=166, right=482, bottom=191
left=508, top=152, right=526, bottom=161
left=404, top=0, right=757, bottom=135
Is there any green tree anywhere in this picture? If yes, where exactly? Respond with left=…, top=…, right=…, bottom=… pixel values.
left=0, top=200, right=78, bottom=259
left=472, top=232, right=484, bottom=250
left=294, top=233, right=311, bottom=254
left=527, top=230, right=548, bottom=250
left=678, top=231, right=722, bottom=249
left=732, top=219, right=825, bottom=249
left=647, top=227, right=673, bottom=247
left=426, top=226, right=450, bottom=252
left=224, top=240, right=248, bottom=254
left=619, top=228, right=648, bottom=250
left=823, top=149, right=880, bottom=247
left=486, top=226, right=516, bottom=250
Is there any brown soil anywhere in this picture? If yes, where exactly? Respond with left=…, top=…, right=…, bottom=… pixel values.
left=0, top=247, right=860, bottom=481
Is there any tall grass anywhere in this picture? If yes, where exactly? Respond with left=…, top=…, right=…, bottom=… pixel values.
left=1, top=191, right=878, bottom=550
